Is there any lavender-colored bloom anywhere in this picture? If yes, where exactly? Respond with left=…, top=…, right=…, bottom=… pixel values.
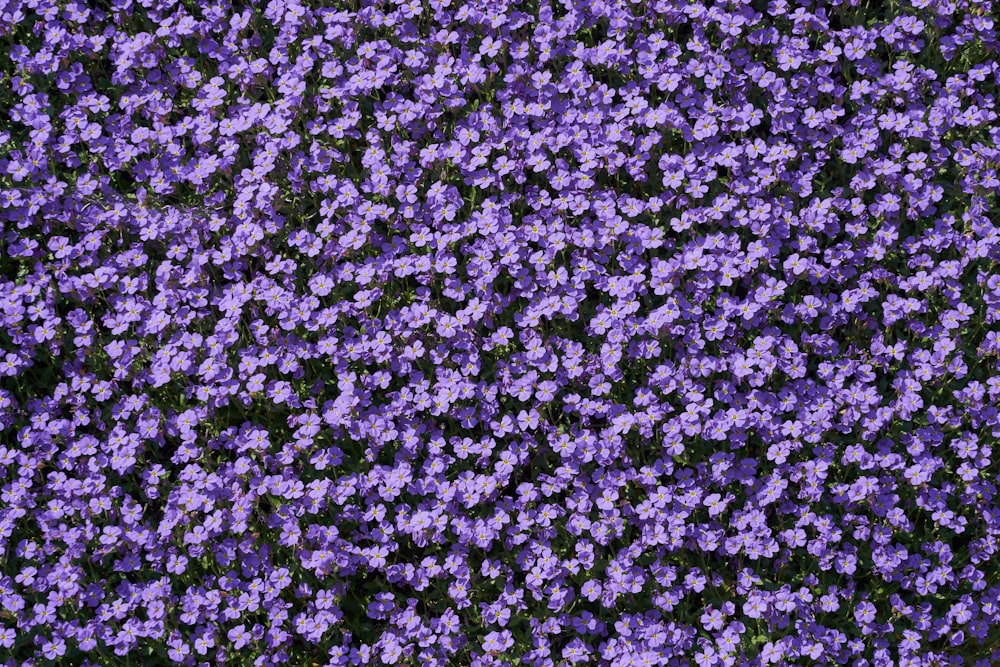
left=0, top=0, right=999, bottom=665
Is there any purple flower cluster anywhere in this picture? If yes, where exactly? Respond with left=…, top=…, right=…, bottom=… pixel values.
left=2, top=0, right=1000, bottom=665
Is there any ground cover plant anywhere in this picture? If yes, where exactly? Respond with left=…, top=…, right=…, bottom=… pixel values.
left=1, top=0, right=1000, bottom=665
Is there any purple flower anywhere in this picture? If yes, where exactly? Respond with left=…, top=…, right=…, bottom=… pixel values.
left=1, top=1, right=999, bottom=665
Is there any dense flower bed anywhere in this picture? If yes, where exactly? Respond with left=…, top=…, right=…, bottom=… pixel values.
left=2, top=0, right=1000, bottom=665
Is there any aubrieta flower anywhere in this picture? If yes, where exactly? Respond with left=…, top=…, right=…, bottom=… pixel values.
left=0, top=0, right=999, bottom=665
